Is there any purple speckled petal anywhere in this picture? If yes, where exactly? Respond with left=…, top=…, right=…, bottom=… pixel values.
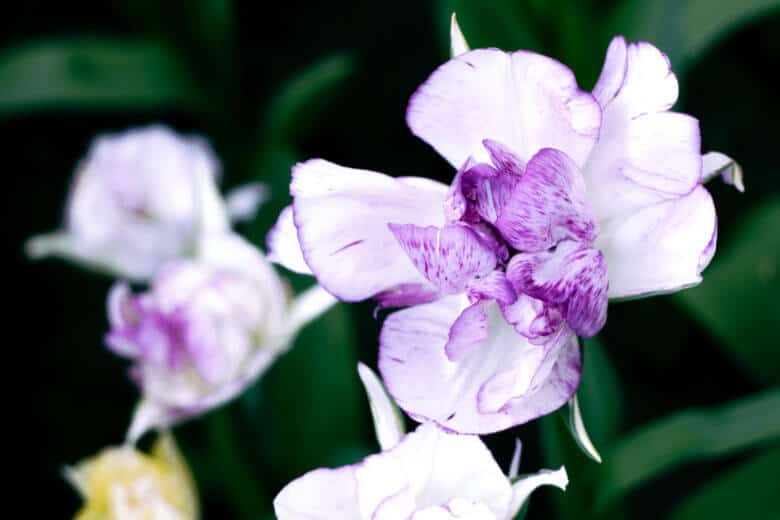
left=388, top=223, right=498, bottom=294
left=482, top=139, right=526, bottom=174
left=379, top=297, right=581, bottom=434
left=467, top=270, right=516, bottom=305
left=507, top=241, right=608, bottom=338
left=597, top=184, right=717, bottom=299
left=496, top=148, right=597, bottom=252
left=291, top=159, right=448, bottom=301
left=585, top=38, right=702, bottom=222
left=407, top=49, right=601, bottom=169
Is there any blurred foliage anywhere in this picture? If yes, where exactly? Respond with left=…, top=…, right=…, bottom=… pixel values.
left=5, top=0, right=780, bottom=519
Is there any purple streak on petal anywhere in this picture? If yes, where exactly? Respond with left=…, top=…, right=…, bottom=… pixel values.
left=467, top=270, right=516, bottom=305
left=387, top=223, right=497, bottom=293
left=482, top=139, right=526, bottom=174
left=507, top=241, right=608, bottom=338
left=444, top=301, right=488, bottom=362
left=495, top=148, right=597, bottom=252
left=374, top=283, right=441, bottom=312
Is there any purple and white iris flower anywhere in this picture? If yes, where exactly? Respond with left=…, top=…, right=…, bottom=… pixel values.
left=274, top=363, right=568, bottom=520
left=26, top=125, right=266, bottom=281
left=106, top=233, right=335, bottom=442
left=267, top=22, right=739, bottom=434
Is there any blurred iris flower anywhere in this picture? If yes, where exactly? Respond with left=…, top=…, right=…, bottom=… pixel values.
left=65, top=432, right=198, bottom=520
left=25, top=125, right=266, bottom=280
left=267, top=17, right=741, bottom=435
left=106, top=233, right=334, bottom=442
left=273, top=364, right=567, bottom=519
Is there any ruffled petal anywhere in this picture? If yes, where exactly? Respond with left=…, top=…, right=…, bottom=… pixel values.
left=388, top=223, right=498, bottom=293
left=495, top=148, right=597, bottom=251
left=499, top=294, right=563, bottom=342
left=506, top=241, right=608, bottom=337
left=407, top=49, right=601, bottom=169
left=597, top=184, right=717, bottom=299
left=379, top=297, right=581, bottom=434
left=585, top=39, right=701, bottom=222
left=291, top=159, right=448, bottom=301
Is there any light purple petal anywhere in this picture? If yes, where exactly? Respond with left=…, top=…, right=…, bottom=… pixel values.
left=388, top=223, right=497, bottom=293
left=496, top=148, right=597, bottom=252
left=467, top=270, right=516, bottom=305
left=374, top=283, right=442, bottom=311
left=291, top=159, right=448, bottom=301
left=597, top=185, right=717, bottom=299
left=379, top=297, right=581, bottom=434
left=506, top=241, right=608, bottom=338
left=702, top=151, right=744, bottom=192
left=407, top=49, right=601, bottom=169
left=444, top=301, right=488, bottom=362
left=266, top=205, right=312, bottom=274
left=585, top=39, right=701, bottom=222
left=499, top=294, right=563, bottom=342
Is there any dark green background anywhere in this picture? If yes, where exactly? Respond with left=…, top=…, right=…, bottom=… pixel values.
left=5, top=1, right=779, bottom=518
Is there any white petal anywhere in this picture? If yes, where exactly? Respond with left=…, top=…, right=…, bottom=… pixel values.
left=225, top=182, right=268, bottom=222
left=274, top=466, right=362, bottom=520
left=508, top=466, right=568, bottom=517
left=379, top=297, right=581, bottom=434
left=450, top=13, right=471, bottom=57
left=357, top=362, right=406, bottom=451
left=266, top=205, right=312, bottom=274
left=407, top=49, right=601, bottom=169
left=291, top=159, right=448, bottom=301
left=585, top=40, right=701, bottom=222
left=598, top=185, right=717, bottom=299
left=702, top=151, right=744, bottom=192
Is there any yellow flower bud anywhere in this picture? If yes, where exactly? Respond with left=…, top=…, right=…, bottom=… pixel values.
left=66, top=433, right=198, bottom=520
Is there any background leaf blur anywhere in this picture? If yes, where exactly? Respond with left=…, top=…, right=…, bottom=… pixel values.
left=5, top=1, right=779, bottom=518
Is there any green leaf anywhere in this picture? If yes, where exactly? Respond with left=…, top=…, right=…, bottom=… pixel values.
left=579, top=337, right=624, bottom=449
left=607, top=0, right=780, bottom=74
left=675, top=197, right=780, bottom=384
left=263, top=53, right=354, bottom=143
left=669, top=446, right=780, bottom=519
left=594, top=388, right=780, bottom=512
left=262, top=302, right=367, bottom=478
left=436, top=0, right=544, bottom=55
left=0, top=38, right=206, bottom=116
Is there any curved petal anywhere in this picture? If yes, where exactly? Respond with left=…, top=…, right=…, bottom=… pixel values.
left=358, top=362, right=406, bottom=452
left=598, top=185, right=717, bottom=299
left=508, top=466, right=568, bottom=518
left=379, top=297, right=581, bottom=434
left=702, top=151, right=744, bottom=192
left=585, top=39, right=701, bottom=222
left=291, top=159, right=448, bottom=301
left=266, top=205, right=312, bottom=274
left=450, top=13, right=470, bottom=57
left=274, top=466, right=362, bottom=520
left=407, top=49, right=601, bottom=169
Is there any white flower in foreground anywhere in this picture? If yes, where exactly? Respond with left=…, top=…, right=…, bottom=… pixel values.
left=26, top=125, right=266, bottom=280
left=65, top=433, right=197, bottom=520
left=106, top=233, right=335, bottom=442
left=274, top=364, right=568, bottom=519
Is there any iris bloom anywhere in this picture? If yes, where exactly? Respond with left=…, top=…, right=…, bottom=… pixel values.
left=26, top=126, right=266, bottom=281
left=274, top=364, right=568, bottom=519
left=106, top=233, right=335, bottom=442
left=269, top=25, right=740, bottom=434
left=65, top=433, right=198, bottom=520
